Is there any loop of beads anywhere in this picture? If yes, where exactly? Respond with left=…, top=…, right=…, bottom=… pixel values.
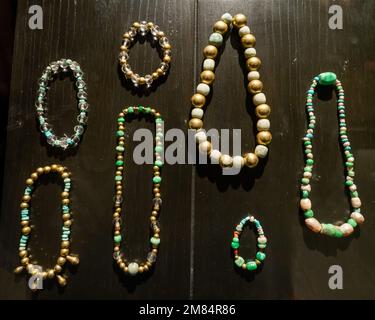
left=14, top=164, right=79, bottom=289
left=189, top=13, right=272, bottom=171
left=36, top=59, right=89, bottom=150
left=300, top=72, right=365, bottom=237
left=112, top=106, right=164, bottom=276
left=231, top=215, right=267, bottom=272
left=119, top=21, right=172, bottom=88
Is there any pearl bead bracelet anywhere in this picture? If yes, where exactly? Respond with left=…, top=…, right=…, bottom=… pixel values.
left=119, top=21, right=172, bottom=88
left=14, top=165, right=79, bottom=289
left=300, top=72, right=364, bottom=237
left=189, top=13, right=272, bottom=171
left=112, top=106, right=163, bottom=276
left=36, top=59, right=89, bottom=150
left=231, top=214, right=267, bottom=272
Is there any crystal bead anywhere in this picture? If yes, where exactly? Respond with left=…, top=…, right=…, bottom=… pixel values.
left=118, top=51, right=129, bottom=60
left=59, top=137, right=69, bottom=149
left=128, top=27, right=137, bottom=38
left=74, top=125, right=84, bottom=134
left=151, top=221, right=160, bottom=232
left=77, top=91, right=88, bottom=99
left=145, top=74, right=153, bottom=88
left=73, top=70, right=83, bottom=78
left=164, top=49, right=172, bottom=57
left=147, top=252, right=157, bottom=264
left=131, top=73, right=140, bottom=87
left=71, top=135, right=81, bottom=144
left=79, top=102, right=90, bottom=111
left=160, top=62, right=169, bottom=72
left=70, top=61, right=79, bottom=71
left=139, top=21, right=148, bottom=36
left=77, top=113, right=88, bottom=125
left=152, top=197, right=162, bottom=210
left=151, top=25, right=160, bottom=38
left=123, top=38, right=131, bottom=48
left=114, top=195, right=123, bottom=207
left=76, top=79, right=86, bottom=89
left=113, top=251, right=122, bottom=261
left=59, top=59, right=68, bottom=70
left=50, top=62, right=59, bottom=72
left=159, top=37, right=169, bottom=47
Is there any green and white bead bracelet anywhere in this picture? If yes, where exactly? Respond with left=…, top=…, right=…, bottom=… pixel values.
left=112, top=106, right=163, bottom=276
left=300, top=72, right=365, bottom=237
left=231, top=215, right=267, bottom=272
left=14, top=165, right=79, bottom=289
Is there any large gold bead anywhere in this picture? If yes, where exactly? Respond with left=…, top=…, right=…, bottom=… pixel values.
left=255, top=104, right=271, bottom=118
left=200, top=70, right=215, bottom=85
left=36, top=167, right=44, bottom=175
left=30, top=173, right=38, bottom=180
left=241, top=34, right=256, bottom=48
left=22, top=226, right=31, bottom=235
left=20, top=202, right=29, bottom=209
left=189, top=118, right=203, bottom=130
left=57, top=257, right=66, bottom=265
left=246, top=57, right=261, bottom=71
left=191, top=93, right=206, bottom=108
left=244, top=153, right=259, bottom=168
left=47, top=269, right=55, bottom=279
left=247, top=80, right=263, bottom=94
left=257, top=131, right=272, bottom=145
left=233, top=14, right=247, bottom=28
left=219, top=154, right=233, bottom=168
left=213, top=20, right=228, bottom=34
left=61, top=241, right=70, bottom=249
left=26, top=179, right=34, bottom=186
left=203, top=45, right=218, bottom=59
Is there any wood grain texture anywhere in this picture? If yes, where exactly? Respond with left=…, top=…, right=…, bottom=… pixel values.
left=0, top=0, right=375, bottom=299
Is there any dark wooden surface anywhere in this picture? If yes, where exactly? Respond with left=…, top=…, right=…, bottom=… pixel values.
left=1, top=0, right=375, bottom=299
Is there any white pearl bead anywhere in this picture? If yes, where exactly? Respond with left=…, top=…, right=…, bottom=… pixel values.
left=191, top=108, right=204, bottom=119
left=210, top=149, right=221, bottom=164
left=253, top=93, right=266, bottom=106
left=221, top=12, right=232, bottom=24
left=203, top=59, right=215, bottom=71
left=303, top=172, right=312, bottom=179
left=247, top=71, right=260, bottom=81
left=254, top=145, right=268, bottom=158
left=128, top=262, right=139, bottom=276
left=305, top=218, right=322, bottom=233
left=220, top=154, right=233, bottom=166
left=238, top=26, right=250, bottom=37
left=232, top=156, right=245, bottom=169
left=244, top=47, right=256, bottom=58
left=197, top=83, right=210, bottom=96
left=257, top=119, right=270, bottom=131
left=340, top=223, right=354, bottom=236
left=195, top=130, right=207, bottom=144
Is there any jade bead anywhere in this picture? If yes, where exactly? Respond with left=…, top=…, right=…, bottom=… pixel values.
left=235, top=256, right=245, bottom=268
left=256, top=251, right=266, bottom=261
left=318, top=72, right=337, bottom=86
left=155, top=160, right=163, bottom=168
left=231, top=241, right=240, bottom=249
left=155, top=146, right=163, bottom=153
left=116, top=160, right=124, bottom=166
left=127, top=107, right=134, bottom=113
left=304, top=209, right=314, bottom=218
left=347, top=218, right=357, bottom=228
left=114, top=235, right=122, bottom=243
left=246, top=260, right=257, bottom=271
left=209, top=32, right=223, bottom=46
left=150, top=237, right=160, bottom=246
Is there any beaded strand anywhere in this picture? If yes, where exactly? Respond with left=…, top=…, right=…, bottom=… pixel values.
left=300, top=72, right=365, bottom=237
left=112, top=106, right=163, bottom=276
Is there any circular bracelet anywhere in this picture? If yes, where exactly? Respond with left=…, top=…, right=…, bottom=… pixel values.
left=14, top=164, right=79, bottom=289
left=112, top=106, right=163, bottom=276
left=36, top=59, right=89, bottom=150
left=300, top=72, right=365, bottom=237
left=189, top=13, right=272, bottom=171
left=119, top=21, right=172, bottom=88
left=231, top=214, right=267, bottom=272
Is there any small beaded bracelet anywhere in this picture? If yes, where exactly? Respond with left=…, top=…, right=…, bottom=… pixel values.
left=14, top=164, right=79, bottom=289
left=231, top=215, right=267, bottom=272
left=36, top=59, right=89, bottom=150
left=112, top=106, right=163, bottom=276
left=300, top=72, right=365, bottom=237
left=119, top=21, right=172, bottom=88
left=189, top=13, right=272, bottom=171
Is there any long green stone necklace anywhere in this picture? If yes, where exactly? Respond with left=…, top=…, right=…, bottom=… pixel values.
left=112, top=106, right=163, bottom=276
left=300, top=72, right=365, bottom=237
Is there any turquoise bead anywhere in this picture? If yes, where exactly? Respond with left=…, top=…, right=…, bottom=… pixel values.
left=209, top=32, right=223, bottom=46
left=116, top=130, right=124, bottom=137
left=151, top=237, right=160, bottom=246
left=304, top=209, right=314, bottom=218
left=155, top=160, right=163, bottom=168
left=114, top=235, right=122, bottom=243
left=347, top=218, right=357, bottom=228
left=155, top=146, right=163, bottom=153
left=153, top=176, right=162, bottom=184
